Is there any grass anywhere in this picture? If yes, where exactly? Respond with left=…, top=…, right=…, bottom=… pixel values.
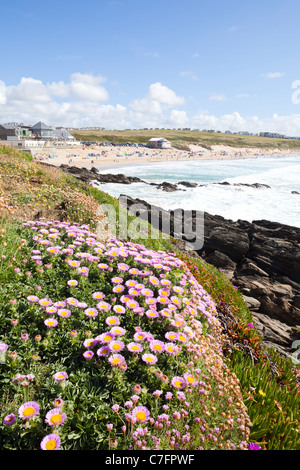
left=69, top=129, right=300, bottom=151
left=0, top=145, right=299, bottom=450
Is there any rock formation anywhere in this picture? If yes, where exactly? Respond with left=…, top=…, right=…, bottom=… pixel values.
left=121, top=195, right=300, bottom=358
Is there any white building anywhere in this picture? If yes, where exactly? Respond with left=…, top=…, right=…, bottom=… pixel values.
left=148, top=137, right=171, bottom=149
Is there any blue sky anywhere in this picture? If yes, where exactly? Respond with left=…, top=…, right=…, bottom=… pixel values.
left=1, top=0, right=300, bottom=134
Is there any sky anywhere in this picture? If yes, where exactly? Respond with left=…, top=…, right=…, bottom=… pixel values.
left=1, top=0, right=300, bottom=134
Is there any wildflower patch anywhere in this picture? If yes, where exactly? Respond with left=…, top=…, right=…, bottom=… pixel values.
left=0, top=219, right=252, bottom=450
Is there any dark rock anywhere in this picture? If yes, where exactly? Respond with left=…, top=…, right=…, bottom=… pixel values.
left=242, top=295, right=261, bottom=310
left=205, top=226, right=250, bottom=262
left=205, top=250, right=236, bottom=269
left=178, top=181, right=198, bottom=188
left=119, top=194, right=300, bottom=357
left=156, top=182, right=179, bottom=192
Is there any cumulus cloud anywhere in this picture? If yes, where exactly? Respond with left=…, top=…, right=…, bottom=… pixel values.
left=69, top=73, right=109, bottom=102
left=129, top=82, right=186, bottom=126
left=6, top=77, right=52, bottom=103
left=148, top=82, right=185, bottom=106
left=1, top=74, right=300, bottom=135
left=0, top=80, right=6, bottom=104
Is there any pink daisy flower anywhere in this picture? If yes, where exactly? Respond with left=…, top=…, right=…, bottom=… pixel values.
left=92, top=291, right=105, bottom=300
left=145, top=309, right=159, bottom=319
left=40, top=433, right=61, bottom=450
left=109, top=340, right=125, bottom=353
left=97, top=346, right=110, bottom=357
left=105, top=316, right=120, bottom=326
left=132, top=405, right=150, bottom=423
left=53, top=371, right=68, bottom=382
left=126, top=299, right=139, bottom=310
left=4, top=413, right=16, bottom=426
left=97, top=263, right=109, bottom=270
left=113, top=305, right=126, bottom=314
left=110, top=326, right=126, bottom=336
left=127, top=342, right=143, bottom=353
left=83, top=350, right=94, bottom=359
left=57, top=309, right=71, bottom=318
left=133, top=331, right=146, bottom=342
left=149, top=340, right=165, bottom=353
left=27, top=295, right=39, bottom=303
left=113, top=284, right=125, bottom=293
left=108, top=354, right=125, bottom=367
left=142, top=353, right=157, bottom=364
left=171, top=376, right=186, bottom=389
left=96, top=301, right=111, bottom=311
left=84, top=307, right=98, bottom=318
left=97, top=332, right=115, bottom=343
left=83, top=338, right=97, bottom=348
left=44, top=318, right=58, bottom=328
left=45, top=408, right=67, bottom=426
left=164, top=343, right=180, bottom=355
left=18, top=401, right=40, bottom=419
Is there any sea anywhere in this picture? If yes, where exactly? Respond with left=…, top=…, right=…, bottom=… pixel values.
left=92, top=155, right=300, bottom=228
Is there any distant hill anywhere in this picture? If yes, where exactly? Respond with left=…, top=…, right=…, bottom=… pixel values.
left=69, top=128, right=300, bottom=151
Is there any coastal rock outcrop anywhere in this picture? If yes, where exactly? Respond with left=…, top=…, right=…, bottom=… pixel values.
left=121, top=195, right=300, bottom=358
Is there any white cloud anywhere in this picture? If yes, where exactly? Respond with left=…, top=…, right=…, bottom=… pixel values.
left=6, top=77, right=52, bottom=103
left=0, top=80, right=6, bottom=104
left=179, top=71, right=198, bottom=80
left=69, top=73, right=109, bottom=102
left=262, top=72, right=285, bottom=79
left=129, top=82, right=185, bottom=122
left=148, top=82, right=185, bottom=106
left=169, top=109, right=188, bottom=127
left=236, top=93, right=250, bottom=99
left=47, top=80, right=70, bottom=98
left=2, top=75, right=300, bottom=136
left=209, top=94, right=228, bottom=102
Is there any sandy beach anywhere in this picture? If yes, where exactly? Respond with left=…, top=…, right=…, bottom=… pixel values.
left=31, top=143, right=300, bottom=170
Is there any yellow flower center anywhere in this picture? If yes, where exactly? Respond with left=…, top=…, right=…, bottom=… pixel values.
left=50, top=414, right=62, bottom=425
left=186, top=376, right=195, bottom=383
left=112, top=358, right=121, bottom=365
left=23, top=406, right=35, bottom=417
left=136, top=411, right=146, bottom=421
left=45, top=440, right=57, bottom=450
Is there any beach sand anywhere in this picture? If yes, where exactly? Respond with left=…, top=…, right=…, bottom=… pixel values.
left=31, top=143, right=300, bottom=170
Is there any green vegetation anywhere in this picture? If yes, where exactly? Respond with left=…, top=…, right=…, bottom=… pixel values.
left=0, top=145, right=299, bottom=450
left=70, top=129, right=300, bottom=151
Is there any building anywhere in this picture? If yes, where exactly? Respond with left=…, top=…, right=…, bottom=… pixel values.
left=29, top=121, right=55, bottom=140
left=0, top=123, right=33, bottom=140
left=0, top=120, right=79, bottom=150
left=148, top=137, right=171, bottom=149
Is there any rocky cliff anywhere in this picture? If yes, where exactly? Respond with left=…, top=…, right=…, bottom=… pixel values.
left=121, top=195, right=300, bottom=358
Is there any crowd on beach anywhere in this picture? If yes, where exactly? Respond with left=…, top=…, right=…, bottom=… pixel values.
left=30, top=141, right=294, bottom=169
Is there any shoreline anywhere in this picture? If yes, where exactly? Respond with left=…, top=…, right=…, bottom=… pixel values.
left=31, top=143, right=300, bottom=170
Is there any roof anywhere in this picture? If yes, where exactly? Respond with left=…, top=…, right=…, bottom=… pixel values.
left=30, top=121, right=51, bottom=130
left=149, top=137, right=169, bottom=141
